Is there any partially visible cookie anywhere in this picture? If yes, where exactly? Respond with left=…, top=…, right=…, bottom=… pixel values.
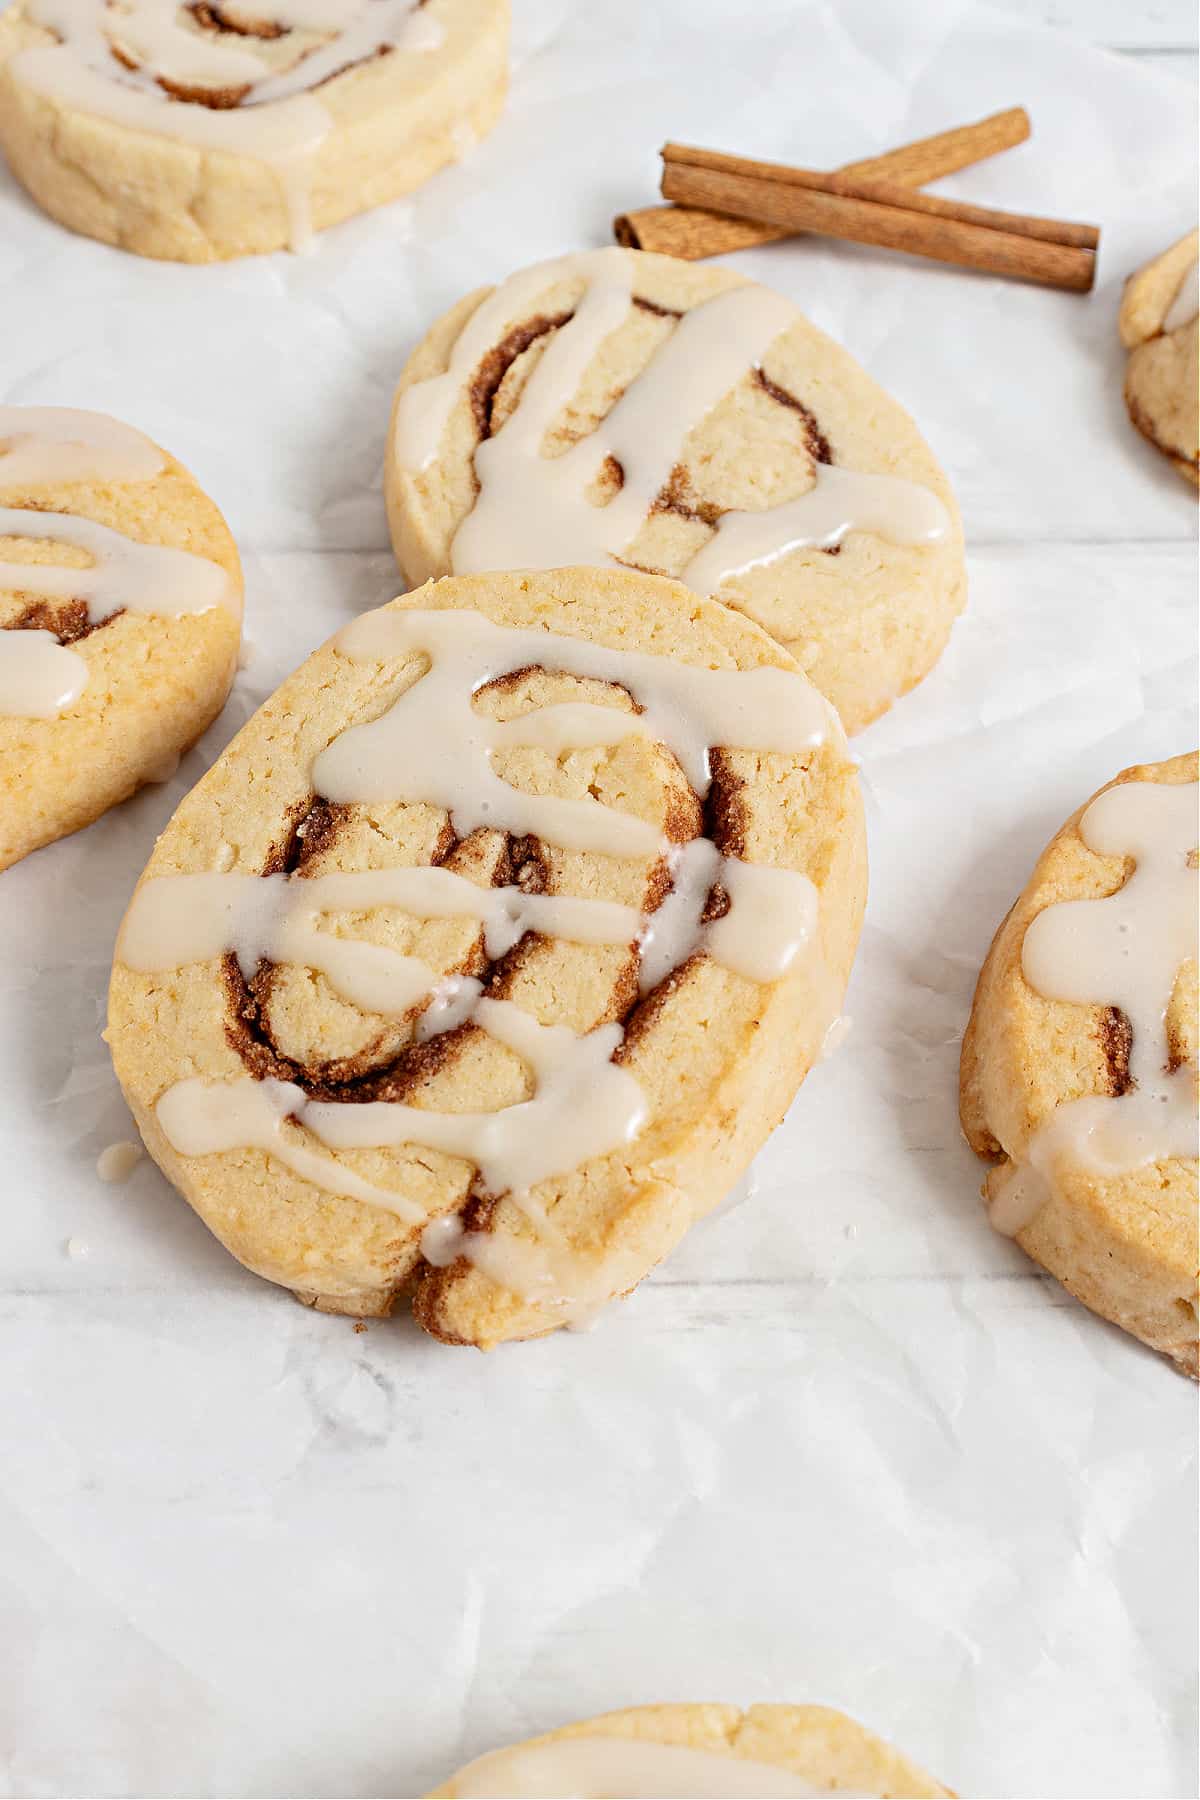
left=961, top=753, right=1199, bottom=1375
left=1, top=406, right=242, bottom=871
left=0, top=0, right=509, bottom=262
left=108, top=567, right=866, bottom=1347
left=385, top=247, right=966, bottom=734
left=428, top=1702, right=953, bottom=1797
left=1118, top=228, right=1199, bottom=487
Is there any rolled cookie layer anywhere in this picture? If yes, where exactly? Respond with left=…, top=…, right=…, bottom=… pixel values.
left=386, top=248, right=966, bottom=733
left=0, top=0, right=509, bottom=261
left=109, top=567, right=866, bottom=1346
left=1, top=405, right=242, bottom=870
left=961, top=753, right=1199, bottom=1374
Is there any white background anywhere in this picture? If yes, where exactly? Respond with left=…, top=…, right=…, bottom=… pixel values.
left=0, top=2, right=1197, bottom=1796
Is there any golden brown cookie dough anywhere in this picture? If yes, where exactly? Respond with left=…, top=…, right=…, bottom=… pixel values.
left=385, top=248, right=966, bottom=735
left=108, top=567, right=866, bottom=1347
left=961, top=753, right=1199, bottom=1375
left=1118, top=228, right=1199, bottom=487
left=429, top=1702, right=953, bottom=1797
left=1, top=405, right=242, bottom=872
left=0, top=0, right=509, bottom=262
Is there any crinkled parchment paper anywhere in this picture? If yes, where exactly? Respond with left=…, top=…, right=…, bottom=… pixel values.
left=0, top=2, right=1196, bottom=1794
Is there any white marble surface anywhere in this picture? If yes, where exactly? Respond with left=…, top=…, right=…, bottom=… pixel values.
left=0, top=2, right=1197, bottom=1796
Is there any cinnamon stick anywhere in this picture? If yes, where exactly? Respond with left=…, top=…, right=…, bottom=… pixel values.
left=614, top=206, right=793, bottom=257
left=614, top=105, right=1031, bottom=259
left=660, top=158, right=1095, bottom=291
left=664, top=144, right=1099, bottom=251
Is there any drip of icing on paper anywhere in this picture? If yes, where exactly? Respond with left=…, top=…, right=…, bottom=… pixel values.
left=97, top=1140, right=144, bottom=1183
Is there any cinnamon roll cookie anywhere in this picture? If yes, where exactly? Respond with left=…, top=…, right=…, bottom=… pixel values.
left=429, top=1703, right=952, bottom=1798
left=1, top=406, right=242, bottom=872
left=0, top=0, right=509, bottom=261
left=961, top=754, right=1199, bottom=1375
left=385, top=248, right=966, bottom=734
left=108, top=566, right=866, bottom=1346
left=1118, top=228, right=1199, bottom=487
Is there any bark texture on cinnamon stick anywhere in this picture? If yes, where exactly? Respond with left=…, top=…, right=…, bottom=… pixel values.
left=662, top=143, right=1098, bottom=250
left=659, top=153, right=1096, bottom=291
left=614, top=105, right=1032, bottom=260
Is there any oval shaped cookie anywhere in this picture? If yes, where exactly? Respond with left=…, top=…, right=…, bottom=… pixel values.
left=108, top=567, right=866, bottom=1347
left=429, top=1702, right=952, bottom=1797
left=385, top=247, right=966, bottom=734
left=1118, top=228, right=1199, bottom=487
left=1, top=405, right=242, bottom=871
left=0, top=0, right=509, bottom=261
left=960, top=752, right=1199, bottom=1375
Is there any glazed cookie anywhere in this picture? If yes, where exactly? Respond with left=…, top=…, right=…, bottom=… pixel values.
left=385, top=248, right=966, bottom=733
left=1, top=406, right=242, bottom=871
left=1118, top=228, right=1199, bottom=487
left=961, top=754, right=1199, bottom=1375
left=429, top=1702, right=952, bottom=1797
left=0, top=0, right=509, bottom=262
left=108, top=567, right=866, bottom=1347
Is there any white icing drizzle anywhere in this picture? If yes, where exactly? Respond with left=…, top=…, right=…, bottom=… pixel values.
left=141, top=603, right=837, bottom=1313
left=120, top=844, right=816, bottom=1017
left=119, top=866, right=645, bottom=1016
left=2, top=406, right=234, bottom=717
left=992, top=777, right=1199, bottom=1237
left=1164, top=255, right=1200, bottom=333
left=0, top=509, right=233, bottom=619
left=156, top=1073, right=428, bottom=1218
left=0, top=406, right=164, bottom=487
left=13, top=0, right=444, bottom=252
left=0, top=628, right=87, bottom=717
left=393, top=250, right=951, bottom=589
left=1, top=505, right=235, bottom=718
left=303, top=1000, right=648, bottom=1194
left=317, top=605, right=832, bottom=851
left=445, top=1736, right=856, bottom=1799
left=637, top=839, right=818, bottom=991
left=684, top=463, right=949, bottom=592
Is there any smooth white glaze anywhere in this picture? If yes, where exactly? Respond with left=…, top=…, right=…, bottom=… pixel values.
left=0, top=628, right=87, bottom=717
left=0, top=406, right=164, bottom=487
left=1, top=509, right=234, bottom=716
left=393, top=250, right=950, bottom=588
left=992, top=777, right=1198, bottom=1235
left=1, top=409, right=234, bottom=717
